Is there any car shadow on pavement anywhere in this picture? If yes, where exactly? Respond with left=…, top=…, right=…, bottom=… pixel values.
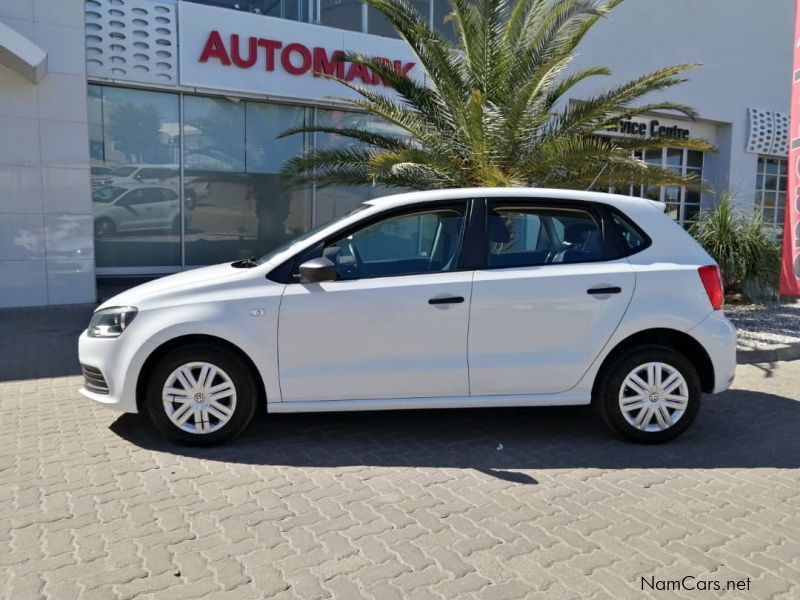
left=111, top=389, right=800, bottom=478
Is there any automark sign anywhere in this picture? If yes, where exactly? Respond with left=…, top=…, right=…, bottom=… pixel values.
left=179, top=2, right=420, bottom=101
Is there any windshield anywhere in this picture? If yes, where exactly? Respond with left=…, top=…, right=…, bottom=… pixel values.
left=255, top=204, right=370, bottom=265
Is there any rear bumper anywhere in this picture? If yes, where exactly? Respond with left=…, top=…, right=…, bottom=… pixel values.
left=688, top=310, right=737, bottom=394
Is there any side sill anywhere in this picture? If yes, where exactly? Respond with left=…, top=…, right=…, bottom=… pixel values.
left=268, top=393, right=590, bottom=413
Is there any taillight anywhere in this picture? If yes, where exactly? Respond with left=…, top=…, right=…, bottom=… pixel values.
left=698, top=265, right=724, bottom=310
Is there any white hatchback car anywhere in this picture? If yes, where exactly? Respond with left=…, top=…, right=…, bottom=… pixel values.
left=79, top=188, right=736, bottom=445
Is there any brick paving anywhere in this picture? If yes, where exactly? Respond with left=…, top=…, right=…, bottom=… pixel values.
left=1, top=306, right=800, bottom=599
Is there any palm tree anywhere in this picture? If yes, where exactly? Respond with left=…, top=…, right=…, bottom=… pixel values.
left=282, top=0, right=713, bottom=191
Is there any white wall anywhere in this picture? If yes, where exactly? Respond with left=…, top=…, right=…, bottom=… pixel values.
left=0, top=0, right=95, bottom=307
left=568, top=0, right=794, bottom=205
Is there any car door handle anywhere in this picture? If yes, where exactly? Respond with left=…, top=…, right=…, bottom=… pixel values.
left=428, top=296, right=465, bottom=305
left=587, top=286, right=622, bottom=295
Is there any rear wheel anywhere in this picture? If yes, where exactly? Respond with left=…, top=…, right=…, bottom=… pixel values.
left=146, top=344, right=257, bottom=445
left=596, top=346, right=701, bottom=443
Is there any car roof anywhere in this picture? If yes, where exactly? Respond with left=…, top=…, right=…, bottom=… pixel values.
left=95, top=183, right=175, bottom=192
left=121, top=164, right=179, bottom=170
left=363, top=187, right=662, bottom=212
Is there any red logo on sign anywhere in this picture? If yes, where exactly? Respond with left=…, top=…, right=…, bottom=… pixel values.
left=198, top=30, right=415, bottom=86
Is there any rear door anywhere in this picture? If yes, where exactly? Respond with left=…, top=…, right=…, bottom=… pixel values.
left=468, top=200, right=635, bottom=395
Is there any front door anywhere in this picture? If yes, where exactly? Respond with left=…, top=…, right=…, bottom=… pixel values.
left=468, top=201, right=635, bottom=395
left=278, top=203, right=473, bottom=402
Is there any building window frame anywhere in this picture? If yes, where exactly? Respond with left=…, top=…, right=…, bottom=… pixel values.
left=625, top=147, right=705, bottom=228
left=754, top=155, right=788, bottom=241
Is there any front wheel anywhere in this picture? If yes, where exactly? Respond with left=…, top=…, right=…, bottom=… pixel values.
left=596, top=346, right=701, bottom=443
left=146, top=344, right=257, bottom=445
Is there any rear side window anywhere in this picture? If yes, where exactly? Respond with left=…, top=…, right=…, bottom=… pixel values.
left=608, top=209, right=650, bottom=256
left=487, top=205, right=604, bottom=268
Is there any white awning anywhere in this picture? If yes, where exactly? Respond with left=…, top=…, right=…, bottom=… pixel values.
left=0, top=21, right=47, bottom=83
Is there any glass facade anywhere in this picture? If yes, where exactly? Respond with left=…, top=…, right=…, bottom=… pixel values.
left=368, top=0, right=431, bottom=39
left=313, top=109, right=403, bottom=224
left=181, top=96, right=312, bottom=266
left=185, top=0, right=309, bottom=21
left=88, top=86, right=182, bottom=269
left=185, top=0, right=450, bottom=38
left=88, top=85, right=403, bottom=273
left=755, top=155, right=788, bottom=241
left=319, top=0, right=364, bottom=32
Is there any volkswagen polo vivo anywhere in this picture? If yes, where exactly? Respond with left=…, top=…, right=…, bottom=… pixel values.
left=79, top=188, right=737, bottom=445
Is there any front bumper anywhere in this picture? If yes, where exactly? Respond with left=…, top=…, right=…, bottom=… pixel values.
left=78, top=330, right=142, bottom=413
left=688, top=310, right=738, bottom=394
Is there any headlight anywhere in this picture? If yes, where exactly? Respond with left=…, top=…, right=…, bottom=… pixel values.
left=87, top=306, right=138, bottom=338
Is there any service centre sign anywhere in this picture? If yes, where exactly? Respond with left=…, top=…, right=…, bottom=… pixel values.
left=612, top=118, right=691, bottom=140
left=179, top=2, right=422, bottom=101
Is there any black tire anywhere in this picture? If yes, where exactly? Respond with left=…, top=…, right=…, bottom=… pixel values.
left=595, top=345, right=701, bottom=443
left=94, top=217, right=115, bottom=238
left=145, top=343, right=258, bottom=446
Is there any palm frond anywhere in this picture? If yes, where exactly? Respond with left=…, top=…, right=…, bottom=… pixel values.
left=281, top=0, right=712, bottom=195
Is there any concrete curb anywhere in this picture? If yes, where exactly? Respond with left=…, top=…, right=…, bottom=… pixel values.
left=737, top=341, right=800, bottom=364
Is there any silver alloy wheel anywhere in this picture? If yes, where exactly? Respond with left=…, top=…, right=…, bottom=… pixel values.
left=162, top=362, right=237, bottom=434
left=618, top=362, right=689, bottom=433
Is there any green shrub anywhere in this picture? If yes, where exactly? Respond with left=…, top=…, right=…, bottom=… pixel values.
left=689, top=192, right=781, bottom=297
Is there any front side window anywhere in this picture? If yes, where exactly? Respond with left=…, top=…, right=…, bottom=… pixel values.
left=122, top=188, right=176, bottom=206
left=487, top=204, right=603, bottom=268
left=323, top=206, right=466, bottom=280
left=119, top=189, right=147, bottom=206
left=92, top=186, right=126, bottom=204
left=137, top=168, right=175, bottom=181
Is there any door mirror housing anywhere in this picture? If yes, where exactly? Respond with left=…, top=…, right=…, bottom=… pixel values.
left=299, top=257, right=337, bottom=284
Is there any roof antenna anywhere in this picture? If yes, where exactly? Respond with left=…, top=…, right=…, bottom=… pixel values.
left=586, top=162, right=609, bottom=191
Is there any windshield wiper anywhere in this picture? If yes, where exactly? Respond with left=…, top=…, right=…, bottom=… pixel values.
left=231, top=257, right=259, bottom=268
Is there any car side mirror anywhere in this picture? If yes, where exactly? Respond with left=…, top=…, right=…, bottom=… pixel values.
left=299, top=257, right=337, bottom=284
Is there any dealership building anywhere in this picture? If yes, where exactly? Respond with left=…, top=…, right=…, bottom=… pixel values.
left=0, top=0, right=793, bottom=307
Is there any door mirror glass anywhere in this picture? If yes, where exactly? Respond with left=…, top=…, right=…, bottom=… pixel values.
left=299, top=257, right=337, bottom=284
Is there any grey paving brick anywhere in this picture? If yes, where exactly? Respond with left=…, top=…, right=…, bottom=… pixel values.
left=1, top=305, right=800, bottom=599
